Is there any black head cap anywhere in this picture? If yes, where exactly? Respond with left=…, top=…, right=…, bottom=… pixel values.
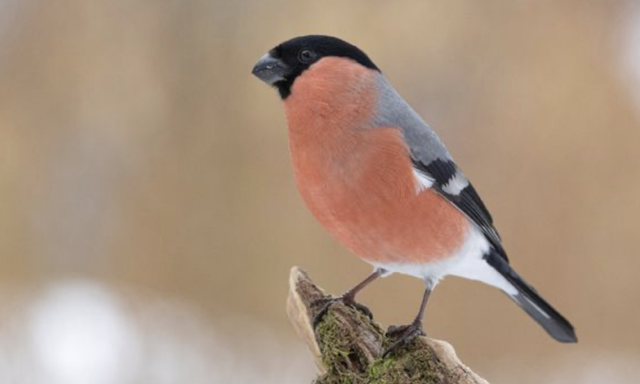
left=252, top=35, right=379, bottom=99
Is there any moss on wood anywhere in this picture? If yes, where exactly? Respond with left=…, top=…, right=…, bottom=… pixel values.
left=286, top=267, right=489, bottom=384
left=314, top=304, right=449, bottom=384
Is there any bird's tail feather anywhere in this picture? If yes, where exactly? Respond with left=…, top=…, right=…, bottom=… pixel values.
left=485, top=253, right=577, bottom=343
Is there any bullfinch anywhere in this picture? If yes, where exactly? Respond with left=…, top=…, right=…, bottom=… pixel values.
left=252, top=35, right=577, bottom=351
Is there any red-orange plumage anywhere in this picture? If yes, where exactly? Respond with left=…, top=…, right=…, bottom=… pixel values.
left=284, top=57, right=468, bottom=265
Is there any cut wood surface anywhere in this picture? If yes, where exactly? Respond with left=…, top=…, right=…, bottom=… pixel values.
left=286, top=267, right=490, bottom=384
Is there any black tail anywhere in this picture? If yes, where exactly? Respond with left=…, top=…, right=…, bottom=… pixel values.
left=486, top=253, right=577, bottom=343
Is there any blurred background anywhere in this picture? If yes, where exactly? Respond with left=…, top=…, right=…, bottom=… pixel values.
left=0, top=0, right=638, bottom=383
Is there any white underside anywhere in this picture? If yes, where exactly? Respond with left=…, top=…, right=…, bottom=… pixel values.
left=370, top=225, right=517, bottom=295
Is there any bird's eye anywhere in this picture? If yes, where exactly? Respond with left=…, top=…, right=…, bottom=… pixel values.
left=298, top=49, right=316, bottom=63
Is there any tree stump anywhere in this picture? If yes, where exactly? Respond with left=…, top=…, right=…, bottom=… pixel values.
left=286, top=267, right=490, bottom=384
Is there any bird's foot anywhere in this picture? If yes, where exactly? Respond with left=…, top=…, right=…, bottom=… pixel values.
left=311, top=294, right=373, bottom=329
left=383, top=320, right=425, bottom=357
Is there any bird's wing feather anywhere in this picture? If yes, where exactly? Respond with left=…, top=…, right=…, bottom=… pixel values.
left=412, top=158, right=508, bottom=261
left=372, top=76, right=508, bottom=260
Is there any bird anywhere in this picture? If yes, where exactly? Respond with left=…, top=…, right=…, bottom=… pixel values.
left=251, top=35, right=577, bottom=352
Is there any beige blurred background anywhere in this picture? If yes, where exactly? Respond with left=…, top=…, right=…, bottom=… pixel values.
left=0, top=0, right=639, bottom=383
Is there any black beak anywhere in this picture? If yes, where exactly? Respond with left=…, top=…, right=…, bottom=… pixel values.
left=252, top=54, right=288, bottom=85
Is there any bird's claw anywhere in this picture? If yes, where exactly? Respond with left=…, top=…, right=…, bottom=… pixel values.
left=383, top=321, right=425, bottom=357
left=311, top=295, right=373, bottom=329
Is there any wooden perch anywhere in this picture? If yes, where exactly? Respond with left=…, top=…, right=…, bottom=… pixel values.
left=286, top=267, right=490, bottom=384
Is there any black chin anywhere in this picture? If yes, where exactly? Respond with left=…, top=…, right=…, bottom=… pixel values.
left=274, top=80, right=293, bottom=99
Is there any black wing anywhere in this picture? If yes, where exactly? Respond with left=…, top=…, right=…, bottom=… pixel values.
left=412, top=158, right=508, bottom=261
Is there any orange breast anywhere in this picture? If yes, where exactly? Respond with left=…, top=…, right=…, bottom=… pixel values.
left=284, top=57, right=468, bottom=264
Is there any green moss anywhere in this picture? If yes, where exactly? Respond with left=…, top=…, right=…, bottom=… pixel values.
left=365, top=342, right=444, bottom=384
left=314, top=309, right=368, bottom=384
left=314, top=305, right=448, bottom=384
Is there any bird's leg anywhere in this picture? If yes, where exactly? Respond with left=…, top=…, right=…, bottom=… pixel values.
left=384, top=280, right=434, bottom=356
left=312, top=268, right=386, bottom=328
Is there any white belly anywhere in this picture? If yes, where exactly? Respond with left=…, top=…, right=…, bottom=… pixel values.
left=370, top=225, right=517, bottom=295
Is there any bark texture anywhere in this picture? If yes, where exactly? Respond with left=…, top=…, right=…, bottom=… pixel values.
left=286, top=267, right=490, bottom=384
